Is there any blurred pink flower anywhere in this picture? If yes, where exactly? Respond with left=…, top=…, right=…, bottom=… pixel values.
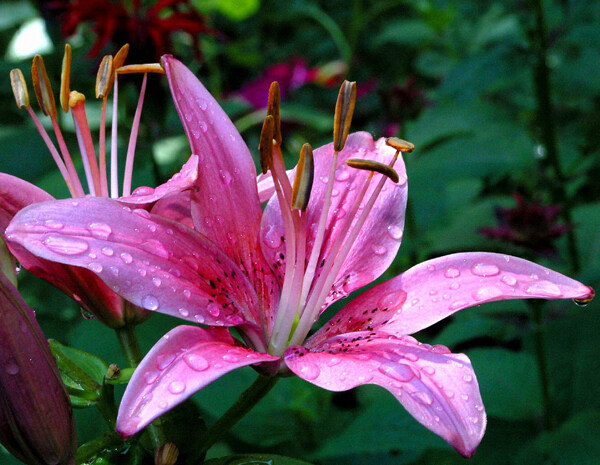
left=6, top=57, right=594, bottom=457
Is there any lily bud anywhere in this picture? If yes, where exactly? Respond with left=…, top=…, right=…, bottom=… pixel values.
left=0, top=272, right=77, bottom=465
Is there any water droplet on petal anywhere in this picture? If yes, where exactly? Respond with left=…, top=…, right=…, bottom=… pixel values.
left=298, top=362, right=320, bottom=380
left=326, top=356, right=341, bottom=367
left=142, top=295, right=159, bottom=311
left=101, top=247, right=114, bottom=256
left=501, top=275, right=518, bottom=286
left=422, top=366, right=436, bottom=375
left=43, top=235, right=89, bottom=255
left=168, top=381, right=186, bottom=394
left=88, top=222, right=112, bottom=239
left=525, top=281, right=562, bottom=297
left=371, top=244, right=387, bottom=255
left=444, top=267, right=461, bottom=279
left=463, top=374, right=473, bottom=383
left=184, top=353, right=209, bottom=371
left=207, top=303, right=220, bottom=317
left=178, top=308, right=190, bottom=317
left=379, top=363, right=414, bottom=382
left=156, top=353, right=175, bottom=370
left=387, top=225, right=403, bottom=240
left=449, top=300, right=468, bottom=310
left=183, top=289, right=192, bottom=299
left=223, top=353, right=241, bottom=363
left=473, top=286, right=503, bottom=301
left=44, top=219, right=64, bottom=230
left=120, top=252, right=133, bottom=264
left=219, top=170, right=232, bottom=185
left=471, top=262, right=500, bottom=277
left=88, top=262, right=103, bottom=273
left=5, top=359, right=19, bottom=375
left=264, top=226, right=282, bottom=249
left=152, top=277, right=162, bottom=288
left=132, top=186, right=155, bottom=196
left=414, top=392, right=433, bottom=405
left=144, top=370, right=159, bottom=384
left=403, top=352, right=419, bottom=362
left=377, top=291, right=407, bottom=310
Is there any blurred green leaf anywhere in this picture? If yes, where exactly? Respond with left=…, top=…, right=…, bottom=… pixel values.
left=193, top=0, right=260, bottom=21
left=374, top=20, right=436, bottom=47
left=0, top=2, right=37, bottom=30
left=205, top=454, right=314, bottom=465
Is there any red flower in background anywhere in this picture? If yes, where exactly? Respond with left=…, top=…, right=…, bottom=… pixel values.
left=47, top=0, right=216, bottom=60
left=480, top=192, right=570, bottom=255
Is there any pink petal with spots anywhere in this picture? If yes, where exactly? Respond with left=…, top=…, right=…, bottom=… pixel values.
left=117, top=325, right=279, bottom=437
left=260, top=133, right=407, bottom=307
left=163, top=55, right=279, bottom=325
left=285, top=332, right=485, bottom=457
left=6, top=197, right=262, bottom=328
left=119, top=155, right=199, bottom=207
left=257, top=172, right=276, bottom=203
left=1, top=174, right=125, bottom=328
left=310, top=252, right=594, bottom=343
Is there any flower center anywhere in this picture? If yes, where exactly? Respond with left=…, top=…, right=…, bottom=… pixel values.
left=262, top=80, right=413, bottom=356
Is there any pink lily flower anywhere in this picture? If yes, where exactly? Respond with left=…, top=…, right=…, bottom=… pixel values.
left=6, top=56, right=594, bottom=457
left=1, top=47, right=198, bottom=328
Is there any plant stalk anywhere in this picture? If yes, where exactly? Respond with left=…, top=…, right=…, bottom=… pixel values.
left=529, top=299, right=554, bottom=430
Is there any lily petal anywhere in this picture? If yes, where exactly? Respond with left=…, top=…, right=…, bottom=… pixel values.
left=310, top=252, right=594, bottom=343
left=150, top=191, right=194, bottom=229
left=117, top=325, right=279, bottom=437
left=261, top=133, right=407, bottom=307
left=285, top=332, right=485, bottom=457
left=119, top=154, right=199, bottom=207
left=1, top=174, right=124, bottom=327
left=7, top=197, right=263, bottom=327
left=162, top=55, right=279, bottom=325
left=257, top=172, right=276, bottom=203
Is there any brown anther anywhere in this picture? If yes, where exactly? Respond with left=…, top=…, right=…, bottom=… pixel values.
left=95, top=55, right=113, bottom=99
left=60, top=44, right=72, bottom=112
left=333, top=80, right=356, bottom=152
left=267, top=81, right=282, bottom=144
left=31, top=55, right=57, bottom=117
left=292, top=143, right=314, bottom=211
left=346, top=158, right=400, bottom=183
left=386, top=137, right=415, bottom=153
left=10, top=69, right=29, bottom=109
left=106, top=43, right=129, bottom=91
left=68, top=90, right=86, bottom=108
left=104, top=363, right=120, bottom=380
left=258, top=115, right=275, bottom=174
left=116, top=63, right=165, bottom=75
left=155, top=442, right=179, bottom=465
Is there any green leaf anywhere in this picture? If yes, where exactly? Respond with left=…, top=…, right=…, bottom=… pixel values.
left=193, top=0, right=260, bottom=21
left=205, top=454, right=315, bottom=465
left=467, top=348, right=542, bottom=420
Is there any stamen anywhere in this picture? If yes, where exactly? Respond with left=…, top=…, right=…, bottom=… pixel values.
left=291, top=144, right=314, bottom=210
left=60, top=44, right=71, bottom=113
left=95, top=55, right=113, bottom=98
left=386, top=137, right=414, bottom=153
left=96, top=55, right=113, bottom=197
left=346, top=158, right=399, bottom=183
left=267, top=82, right=282, bottom=144
left=258, top=115, right=275, bottom=174
left=110, top=78, right=120, bottom=198
left=122, top=73, right=148, bottom=197
left=70, top=91, right=102, bottom=196
left=116, top=63, right=165, bottom=75
left=10, top=69, right=29, bottom=109
left=333, top=80, right=356, bottom=152
left=106, top=44, right=129, bottom=97
left=31, top=55, right=57, bottom=117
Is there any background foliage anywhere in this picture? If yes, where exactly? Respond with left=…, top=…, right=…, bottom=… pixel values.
left=1, top=0, right=599, bottom=463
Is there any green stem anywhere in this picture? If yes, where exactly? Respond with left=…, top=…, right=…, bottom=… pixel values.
left=114, top=325, right=166, bottom=449
left=528, top=300, right=553, bottom=430
left=196, top=375, right=279, bottom=457
left=528, top=0, right=580, bottom=273
left=96, top=382, right=118, bottom=430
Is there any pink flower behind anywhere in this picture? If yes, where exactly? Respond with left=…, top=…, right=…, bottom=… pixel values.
left=6, top=56, right=594, bottom=457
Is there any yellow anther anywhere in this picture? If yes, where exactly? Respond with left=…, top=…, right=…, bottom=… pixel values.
left=292, top=143, right=314, bottom=211
left=60, top=44, right=72, bottom=112
left=10, top=69, right=30, bottom=109
left=386, top=137, right=415, bottom=153
left=32, top=55, right=57, bottom=117
left=267, top=81, right=282, bottom=144
left=95, top=55, right=113, bottom=99
left=116, top=63, right=165, bottom=75
left=106, top=43, right=129, bottom=92
left=258, top=115, right=275, bottom=174
left=346, top=158, right=399, bottom=183
left=333, top=80, right=356, bottom=152
left=68, top=90, right=86, bottom=108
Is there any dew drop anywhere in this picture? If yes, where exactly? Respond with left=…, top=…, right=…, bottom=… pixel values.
left=138, top=268, right=147, bottom=277
left=326, top=356, right=341, bottom=367
left=379, top=363, right=414, bottom=382
left=109, top=266, right=119, bottom=277
left=449, top=300, right=468, bottom=310
left=501, top=275, right=518, bottom=286
left=80, top=307, right=95, bottom=320
left=422, top=366, right=436, bottom=376
left=219, top=170, right=232, bottom=185
left=471, top=262, right=500, bottom=277
left=88, top=222, right=112, bottom=239
left=152, top=277, right=162, bottom=288
left=168, top=381, right=186, bottom=394
left=264, top=226, right=283, bottom=249
left=444, top=267, right=461, bottom=279
left=101, top=247, right=114, bottom=256
left=178, top=308, right=190, bottom=318
left=88, top=262, right=103, bottom=273
left=414, top=392, right=433, bottom=406
left=377, top=291, right=407, bottom=310
left=183, top=289, right=192, bottom=299
left=5, top=359, right=19, bottom=375
left=573, top=297, right=592, bottom=307
left=184, top=353, right=209, bottom=371
left=120, top=252, right=133, bottom=264
left=144, top=370, right=159, bottom=384
left=132, top=186, right=154, bottom=196
left=299, top=363, right=320, bottom=380
left=223, top=353, right=241, bottom=363
left=387, top=225, right=403, bottom=240
left=403, top=352, right=419, bottom=362
left=44, top=219, right=64, bottom=230
left=444, top=389, right=455, bottom=398
left=156, top=353, right=176, bottom=370
left=142, top=295, right=159, bottom=311
left=463, top=374, right=473, bottom=383
left=473, top=286, right=503, bottom=301
left=371, top=244, right=387, bottom=255
left=207, top=303, right=220, bottom=317
left=43, top=235, right=89, bottom=255
left=525, top=281, right=562, bottom=297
